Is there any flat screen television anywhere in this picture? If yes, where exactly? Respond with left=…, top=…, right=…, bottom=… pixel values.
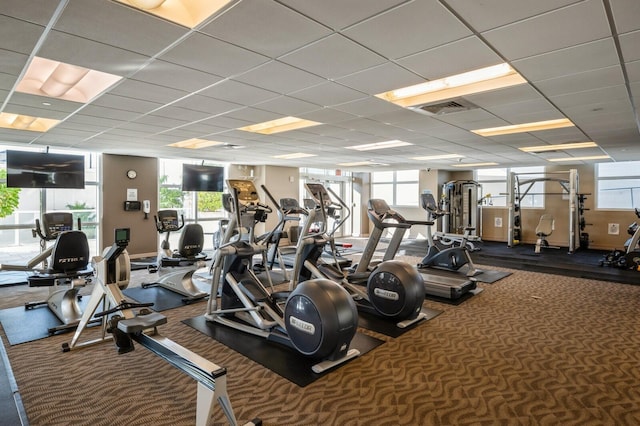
left=181, top=164, right=224, bottom=192
left=6, top=150, right=85, bottom=189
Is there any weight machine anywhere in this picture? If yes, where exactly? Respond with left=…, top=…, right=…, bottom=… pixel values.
left=439, top=180, right=483, bottom=251
left=506, top=169, right=584, bottom=253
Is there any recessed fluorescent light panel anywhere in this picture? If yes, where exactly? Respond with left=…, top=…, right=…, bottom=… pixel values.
left=519, top=142, right=598, bottom=152
left=472, top=118, right=574, bottom=137
left=168, top=138, right=225, bottom=149
left=376, top=63, right=526, bottom=108
left=346, top=140, right=412, bottom=151
left=338, top=161, right=379, bottom=167
left=115, top=0, right=235, bottom=28
left=412, top=154, right=463, bottom=161
left=451, top=162, right=499, bottom=168
left=548, top=155, right=610, bottom=162
left=16, top=57, right=122, bottom=103
left=0, top=112, right=60, bottom=132
left=273, top=152, right=317, bottom=160
left=238, top=116, right=322, bottom=135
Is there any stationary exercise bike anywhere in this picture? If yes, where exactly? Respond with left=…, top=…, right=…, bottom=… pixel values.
left=144, top=210, right=209, bottom=303
left=600, top=208, right=640, bottom=270
left=205, top=179, right=360, bottom=373
left=418, top=191, right=480, bottom=277
left=0, top=212, right=93, bottom=334
left=286, top=183, right=426, bottom=329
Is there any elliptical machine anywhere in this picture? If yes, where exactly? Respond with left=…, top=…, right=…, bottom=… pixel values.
left=284, top=182, right=426, bottom=329
left=144, top=210, right=209, bottom=303
left=0, top=212, right=93, bottom=334
left=418, top=191, right=480, bottom=277
left=204, top=179, right=360, bottom=373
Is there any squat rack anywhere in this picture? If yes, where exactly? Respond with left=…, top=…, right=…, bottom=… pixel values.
left=506, top=169, right=581, bottom=253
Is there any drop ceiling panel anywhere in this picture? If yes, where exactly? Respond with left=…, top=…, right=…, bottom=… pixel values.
left=398, top=36, right=503, bottom=80
left=610, top=0, right=640, bottom=34
left=279, top=34, right=386, bottom=79
left=256, top=96, right=323, bottom=117
left=444, top=0, right=580, bottom=32
left=512, top=38, right=620, bottom=82
left=344, top=1, right=471, bottom=60
left=7, top=92, right=81, bottom=114
left=549, top=85, right=630, bottom=108
left=277, top=0, right=407, bottom=31
left=0, top=15, right=44, bottom=54
left=109, top=79, right=188, bottom=105
left=158, top=32, right=269, bottom=77
left=90, top=93, right=162, bottom=114
left=335, top=62, right=422, bottom=95
left=482, top=0, right=611, bottom=60
left=626, top=60, right=640, bottom=82
left=233, top=61, right=325, bottom=95
left=129, top=60, right=223, bottom=92
left=332, top=97, right=409, bottom=117
left=1, top=0, right=63, bottom=26
left=3, top=102, right=70, bottom=120
left=465, top=84, right=542, bottom=109
left=298, top=108, right=360, bottom=125
left=198, top=80, right=280, bottom=105
left=619, top=30, right=640, bottom=62
left=170, top=94, right=242, bottom=116
left=0, top=50, right=28, bottom=78
left=200, top=0, right=331, bottom=58
left=150, top=106, right=213, bottom=122
left=38, top=30, right=150, bottom=76
left=290, top=82, right=368, bottom=107
left=54, top=0, right=188, bottom=57
left=535, top=65, right=625, bottom=97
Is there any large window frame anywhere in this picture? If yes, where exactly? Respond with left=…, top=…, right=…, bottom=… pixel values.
left=596, top=161, right=640, bottom=210
left=476, top=166, right=545, bottom=208
left=371, top=170, right=419, bottom=207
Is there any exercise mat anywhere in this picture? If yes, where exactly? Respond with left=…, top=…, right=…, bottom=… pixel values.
left=0, top=271, right=29, bottom=287
left=122, top=285, right=207, bottom=311
left=183, top=315, right=384, bottom=387
left=357, top=306, right=442, bottom=338
left=0, top=297, right=92, bottom=345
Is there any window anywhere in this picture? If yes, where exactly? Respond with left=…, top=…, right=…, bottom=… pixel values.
left=371, top=170, right=419, bottom=206
left=596, top=161, right=640, bottom=209
left=476, top=166, right=545, bottom=208
left=158, top=159, right=227, bottom=250
left=0, top=149, right=100, bottom=265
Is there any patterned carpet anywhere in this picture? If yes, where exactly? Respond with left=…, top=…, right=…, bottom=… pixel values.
left=1, top=259, right=640, bottom=425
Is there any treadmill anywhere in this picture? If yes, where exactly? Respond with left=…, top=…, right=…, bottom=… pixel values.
left=359, top=198, right=477, bottom=300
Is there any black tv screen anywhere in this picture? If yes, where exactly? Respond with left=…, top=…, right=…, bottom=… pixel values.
left=6, top=150, right=85, bottom=189
left=182, top=164, right=224, bottom=192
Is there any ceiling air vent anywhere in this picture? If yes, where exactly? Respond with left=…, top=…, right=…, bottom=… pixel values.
left=409, top=98, right=479, bottom=116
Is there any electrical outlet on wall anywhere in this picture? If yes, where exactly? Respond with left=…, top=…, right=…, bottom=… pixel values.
left=494, top=217, right=503, bottom=228
left=608, top=223, right=619, bottom=235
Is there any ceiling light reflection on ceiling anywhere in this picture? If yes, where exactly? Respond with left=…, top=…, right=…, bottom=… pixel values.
left=412, top=153, right=463, bottom=161
left=16, top=57, right=122, bottom=103
left=451, top=162, right=499, bottom=168
left=273, top=152, right=317, bottom=159
left=238, top=116, right=322, bottom=135
left=471, top=118, right=574, bottom=137
left=519, top=141, right=598, bottom=152
left=346, top=140, right=412, bottom=151
left=338, top=161, right=381, bottom=167
left=168, top=138, right=225, bottom=149
left=376, top=63, right=526, bottom=108
left=548, top=155, right=610, bottom=162
left=115, top=0, right=235, bottom=28
left=0, top=112, right=60, bottom=132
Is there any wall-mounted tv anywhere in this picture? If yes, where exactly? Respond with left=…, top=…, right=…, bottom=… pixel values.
left=6, top=150, right=85, bottom=189
left=181, top=164, right=224, bottom=192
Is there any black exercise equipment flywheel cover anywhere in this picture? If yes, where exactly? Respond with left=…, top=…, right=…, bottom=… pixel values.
left=367, top=260, right=425, bottom=320
left=284, top=279, right=358, bottom=359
